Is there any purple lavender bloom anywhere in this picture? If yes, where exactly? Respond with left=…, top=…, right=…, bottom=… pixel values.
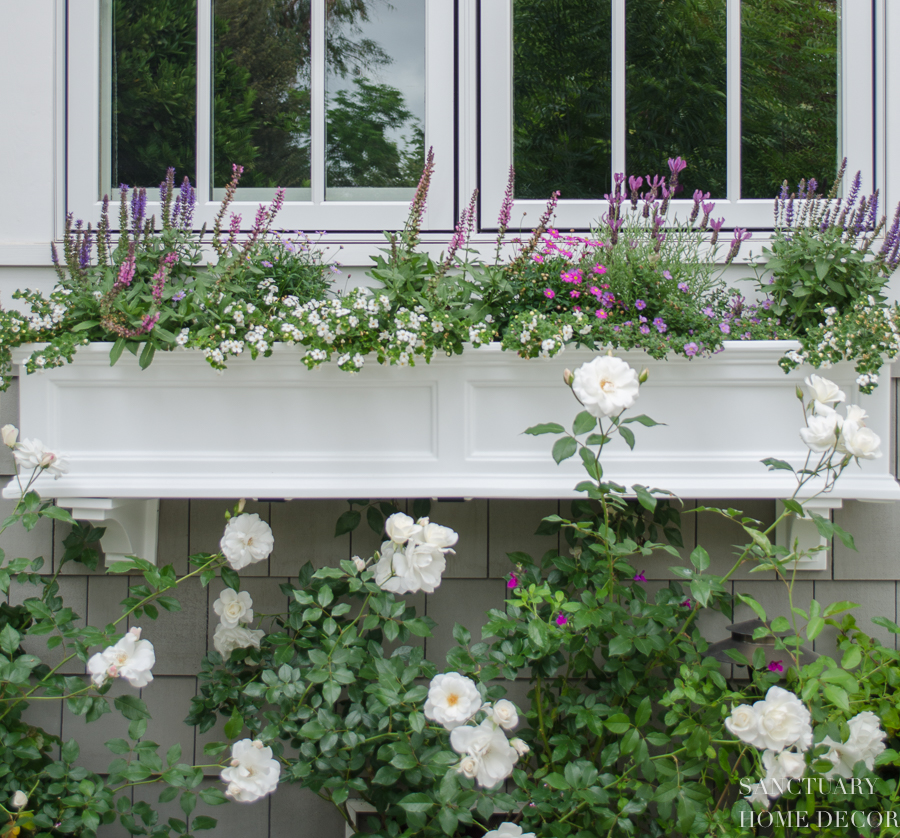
left=79, top=233, right=92, bottom=269
left=668, top=157, right=687, bottom=177
left=614, top=171, right=625, bottom=196
left=172, top=290, right=186, bottom=302
left=708, top=217, right=725, bottom=247
left=684, top=342, right=698, bottom=356
left=807, top=178, right=818, bottom=196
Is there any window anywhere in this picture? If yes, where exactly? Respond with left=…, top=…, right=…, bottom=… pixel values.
left=68, top=0, right=454, bottom=232
left=67, top=0, right=883, bottom=240
left=481, top=0, right=876, bottom=232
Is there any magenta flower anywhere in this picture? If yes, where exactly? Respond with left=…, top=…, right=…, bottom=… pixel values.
left=684, top=342, right=699, bottom=356
left=532, top=254, right=544, bottom=263
left=640, top=325, right=650, bottom=334
left=768, top=660, right=784, bottom=673
left=633, top=572, right=646, bottom=582
left=555, top=613, right=568, bottom=626
left=570, top=290, right=580, bottom=299
left=681, top=598, right=692, bottom=608
left=507, top=575, right=518, bottom=590
left=592, top=264, right=607, bottom=275
left=595, top=310, right=608, bottom=319
left=544, top=288, right=555, bottom=299
left=677, top=282, right=689, bottom=292
left=635, top=299, right=646, bottom=310
left=719, top=322, right=731, bottom=334
left=668, top=157, right=687, bottom=176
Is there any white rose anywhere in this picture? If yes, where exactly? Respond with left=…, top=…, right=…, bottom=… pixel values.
left=381, top=540, right=446, bottom=594
left=838, top=422, right=882, bottom=460
left=214, top=623, right=264, bottom=659
left=1, top=425, right=18, bottom=448
left=424, top=673, right=483, bottom=729
left=745, top=782, right=771, bottom=809
left=490, top=699, right=519, bottom=731
left=510, top=738, right=530, bottom=757
left=844, top=404, right=868, bottom=425
left=417, top=518, right=459, bottom=549
left=725, top=704, right=760, bottom=747
left=10, top=791, right=27, bottom=810
left=571, top=356, right=640, bottom=418
left=800, top=413, right=839, bottom=453
left=352, top=556, right=367, bottom=572
left=762, top=748, right=807, bottom=782
left=805, top=374, right=845, bottom=405
left=846, top=711, right=887, bottom=765
left=384, top=512, right=422, bottom=545
left=221, top=739, right=280, bottom=803
left=820, top=736, right=864, bottom=779
left=374, top=543, right=395, bottom=587
left=457, top=755, right=480, bottom=780
left=752, top=686, right=812, bottom=753
left=450, top=719, right=518, bottom=788
left=13, top=438, right=68, bottom=478
left=87, top=627, right=155, bottom=689
left=485, top=824, right=536, bottom=838
left=213, top=589, right=254, bottom=628
left=220, top=513, right=274, bottom=570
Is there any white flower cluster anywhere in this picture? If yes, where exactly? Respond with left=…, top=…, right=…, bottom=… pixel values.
left=423, top=672, right=527, bottom=789
left=212, top=588, right=263, bottom=659
left=727, top=686, right=886, bottom=809
left=87, top=627, right=156, bottom=689
left=800, top=374, right=882, bottom=460
left=3, top=425, right=69, bottom=479
left=373, top=512, right=458, bottom=594
left=221, top=738, right=281, bottom=803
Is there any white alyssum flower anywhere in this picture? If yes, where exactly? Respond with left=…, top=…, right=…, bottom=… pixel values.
left=87, top=627, right=155, bottom=688
left=1, top=424, right=18, bottom=448
left=450, top=718, right=518, bottom=788
left=10, top=791, right=28, bottom=810
left=213, top=589, right=254, bottom=628
left=424, top=673, right=482, bottom=729
left=384, top=512, right=423, bottom=545
left=221, top=739, right=280, bottom=803
left=220, top=513, right=274, bottom=570
left=13, top=438, right=68, bottom=478
left=484, top=825, right=536, bottom=838
left=571, top=356, right=640, bottom=418
left=488, top=699, right=519, bottom=731
left=752, top=686, right=812, bottom=753
left=213, top=624, right=265, bottom=659
left=838, top=422, right=882, bottom=460
left=805, top=374, right=845, bottom=406
left=800, top=413, right=839, bottom=453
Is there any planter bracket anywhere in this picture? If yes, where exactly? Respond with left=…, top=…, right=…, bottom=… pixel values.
left=55, top=498, right=159, bottom=566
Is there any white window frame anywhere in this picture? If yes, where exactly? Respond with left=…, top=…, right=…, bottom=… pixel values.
left=66, top=0, right=456, bottom=235
left=479, top=0, right=879, bottom=233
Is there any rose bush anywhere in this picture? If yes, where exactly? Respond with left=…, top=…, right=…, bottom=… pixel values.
left=2, top=361, right=900, bottom=837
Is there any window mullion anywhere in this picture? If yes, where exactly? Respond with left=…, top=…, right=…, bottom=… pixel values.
left=611, top=0, right=626, bottom=178
left=726, top=0, right=741, bottom=203
left=311, top=0, right=326, bottom=205
left=196, top=0, right=212, bottom=205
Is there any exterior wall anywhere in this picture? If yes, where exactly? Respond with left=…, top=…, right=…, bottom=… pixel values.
left=2, top=3, right=900, bottom=836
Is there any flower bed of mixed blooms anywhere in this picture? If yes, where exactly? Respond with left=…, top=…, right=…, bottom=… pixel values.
left=0, top=357, right=898, bottom=837
left=1, top=156, right=900, bottom=393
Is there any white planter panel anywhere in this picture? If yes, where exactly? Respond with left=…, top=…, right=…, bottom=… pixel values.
left=4, top=342, right=898, bottom=503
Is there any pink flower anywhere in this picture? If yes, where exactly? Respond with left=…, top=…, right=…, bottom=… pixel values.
left=635, top=299, right=647, bottom=310
left=595, top=310, right=608, bottom=319
left=592, top=264, right=607, bottom=275
left=507, top=575, right=518, bottom=590
left=681, top=599, right=692, bottom=608
left=555, top=613, right=568, bottom=626
left=768, top=660, right=784, bottom=673
left=569, top=291, right=580, bottom=298
left=544, top=288, right=555, bottom=299
left=633, top=572, right=646, bottom=582
left=532, top=254, right=544, bottom=263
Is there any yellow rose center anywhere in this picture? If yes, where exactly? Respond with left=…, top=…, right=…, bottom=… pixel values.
left=446, top=692, right=459, bottom=707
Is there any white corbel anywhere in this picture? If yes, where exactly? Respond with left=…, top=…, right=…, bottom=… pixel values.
left=55, top=498, right=159, bottom=566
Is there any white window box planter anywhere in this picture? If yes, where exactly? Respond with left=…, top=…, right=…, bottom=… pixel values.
left=4, top=341, right=897, bottom=564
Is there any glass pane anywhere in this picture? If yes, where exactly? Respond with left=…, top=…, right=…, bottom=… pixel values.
left=626, top=0, right=727, bottom=198
left=325, top=0, right=425, bottom=201
left=741, top=0, right=839, bottom=199
left=102, top=0, right=197, bottom=193
left=513, top=0, right=612, bottom=201
left=213, top=0, right=312, bottom=198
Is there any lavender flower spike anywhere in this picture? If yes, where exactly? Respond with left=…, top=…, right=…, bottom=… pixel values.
left=708, top=217, right=725, bottom=247
left=668, top=157, right=687, bottom=177
left=725, top=228, right=751, bottom=264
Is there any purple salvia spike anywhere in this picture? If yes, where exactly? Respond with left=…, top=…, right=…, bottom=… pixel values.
left=807, top=178, right=818, bottom=197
